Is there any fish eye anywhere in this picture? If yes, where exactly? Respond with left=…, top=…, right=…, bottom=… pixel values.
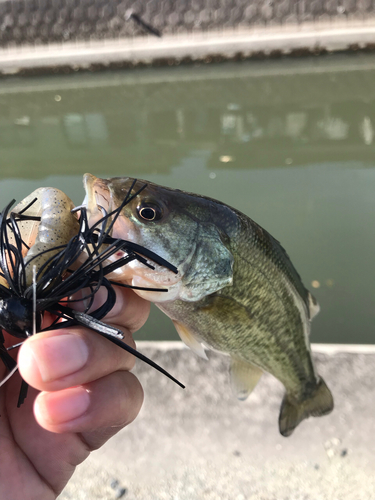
left=137, top=202, right=163, bottom=222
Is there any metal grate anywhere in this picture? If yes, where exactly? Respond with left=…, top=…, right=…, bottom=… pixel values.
left=1, top=0, right=375, bottom=47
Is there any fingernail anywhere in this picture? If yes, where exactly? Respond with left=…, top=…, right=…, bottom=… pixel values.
left=22, top=334, right=89, bottom=382
left=36, top=387, right=90, bottom=424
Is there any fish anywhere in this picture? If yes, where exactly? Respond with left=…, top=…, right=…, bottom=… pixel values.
left=83, top=173, right=334, bottom=437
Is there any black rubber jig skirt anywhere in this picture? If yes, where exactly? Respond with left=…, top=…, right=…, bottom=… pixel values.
left=0, top=181, right=184, bottom=406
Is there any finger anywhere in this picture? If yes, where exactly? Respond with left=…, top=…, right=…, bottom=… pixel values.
left=34, top=371, right=144, bottom=445
left=18, top=324, right=137, bottom=392
left=70, top=286, right=150, bottom=333
left=108, top=286, right=150, bottom=332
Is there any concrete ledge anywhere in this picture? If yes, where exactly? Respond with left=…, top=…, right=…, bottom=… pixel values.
left=2, top=22, right=375, bottom=71
left=59, top=342, right=375, bottom=499
left=139, top=341, right=375, bottom=353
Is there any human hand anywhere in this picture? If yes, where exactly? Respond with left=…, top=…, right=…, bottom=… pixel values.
left=0, top=287, right=150, bottom=500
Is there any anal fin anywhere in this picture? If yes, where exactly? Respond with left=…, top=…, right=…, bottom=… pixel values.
left=172, top=320, right=208, bottom=360
left=230, top=357, right=263, bottom=401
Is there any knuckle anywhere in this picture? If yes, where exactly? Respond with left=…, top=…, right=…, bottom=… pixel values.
left=97, top=372, right=143, bottom=427
left=127, top=300, right=151, bottom=333
left=119, top=374, right=144, bottom=424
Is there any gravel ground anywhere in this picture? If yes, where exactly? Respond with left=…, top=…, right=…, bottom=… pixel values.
left=58, top=342, right=375, bottom=500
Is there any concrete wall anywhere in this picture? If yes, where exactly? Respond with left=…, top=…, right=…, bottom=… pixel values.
left=2, top=0, right=375, bottom=71
left=1, top=0, right=375, bottom=46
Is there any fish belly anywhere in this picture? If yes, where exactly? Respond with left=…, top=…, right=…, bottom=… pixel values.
left=158, top=272, right=317, bottom=402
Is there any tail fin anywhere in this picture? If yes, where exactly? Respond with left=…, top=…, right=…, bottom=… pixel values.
left=279, top=377, right=334, bottom=437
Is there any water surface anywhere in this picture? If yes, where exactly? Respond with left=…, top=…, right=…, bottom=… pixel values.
left=0, top=54, right=374, bottom=343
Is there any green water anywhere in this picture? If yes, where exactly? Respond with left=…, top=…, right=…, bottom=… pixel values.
left=0, top=54, right=374, bottom=343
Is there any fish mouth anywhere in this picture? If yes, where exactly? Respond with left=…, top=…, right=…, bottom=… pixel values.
left=82, top=173, right=183, bottom=300
left=83, top=173, right=135, bottom=241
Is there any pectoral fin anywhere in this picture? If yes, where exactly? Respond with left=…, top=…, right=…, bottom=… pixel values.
left=172, top=320, right=208, bottom=360
left=230, top=357, right=263, bottom=400
left=308, top=292, right=320, bottom=320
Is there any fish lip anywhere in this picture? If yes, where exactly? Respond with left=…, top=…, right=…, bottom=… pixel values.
left=82, top=173, right=111, bottom=226
left=117, top=245, right=184, bottom=287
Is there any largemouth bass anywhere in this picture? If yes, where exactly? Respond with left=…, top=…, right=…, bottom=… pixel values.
left=83, top=173, right=334, bottom=436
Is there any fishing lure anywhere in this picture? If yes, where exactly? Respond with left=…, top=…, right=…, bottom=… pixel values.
left=0, top=180, right=184, bottom=406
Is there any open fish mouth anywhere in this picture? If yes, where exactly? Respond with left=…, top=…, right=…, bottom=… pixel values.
left=82, top=173, right=183, bottom=301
